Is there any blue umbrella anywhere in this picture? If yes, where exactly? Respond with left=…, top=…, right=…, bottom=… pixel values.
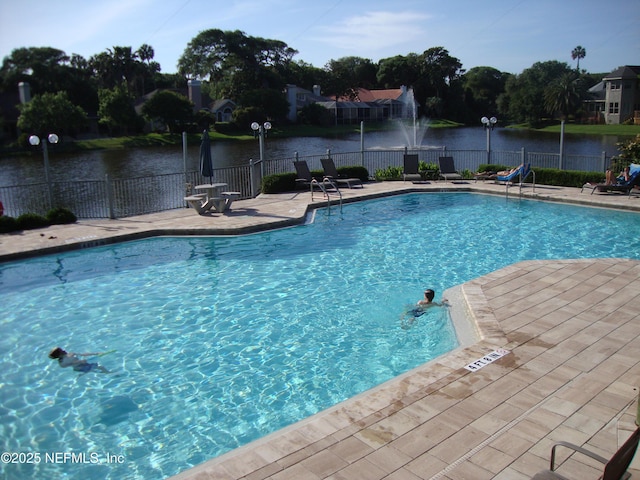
left=199, top=130, right=213, bottom=184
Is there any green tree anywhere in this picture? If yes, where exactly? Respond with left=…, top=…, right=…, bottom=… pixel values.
left=543, top=71, right=586, bottom=119
left=323, top=56, right=378, bottom=100
left=571, top=46, right=586, bottom=71
left=98, top=84, right=143, bottom=135
left=377, top=54, right=422, bottom=89
left=89, top=45, right=159, bottom=96
left=178, top=29, right=297, bottom=98
left=141, top=90, right=194, bottom=133
left=17, top=91, right=87, bottom=136
left=238, top=88, right=289, bottom=122
left=462, top=66, right=508, bottom=122
left=616, top=134, right=640, bottom=163
left=499, top=60, right=573, bottom=124
left=298, top=103, right=333, bottom=126
left=0, top=47, right=98, bottom=114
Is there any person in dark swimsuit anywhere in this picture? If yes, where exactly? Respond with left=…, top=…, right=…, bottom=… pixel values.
left=401, top=289, right=448, bottom=329
left=49, top=347, right=109, bottom=374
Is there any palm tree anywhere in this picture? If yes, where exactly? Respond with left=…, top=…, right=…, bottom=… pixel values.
left=571, top=46, right=586, bottom=70
left=543, top=72, right=583, bottom=119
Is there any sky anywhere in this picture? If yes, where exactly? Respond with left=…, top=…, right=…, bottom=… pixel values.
left=1, top=0, right=638, bottom=77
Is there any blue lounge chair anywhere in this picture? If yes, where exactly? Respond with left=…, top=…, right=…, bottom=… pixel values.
left=496, top=164, right=535, bottom=195
left=590, top=168, right=640, bottom=196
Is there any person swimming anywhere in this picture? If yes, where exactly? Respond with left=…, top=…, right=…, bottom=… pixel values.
left=48, top=347, right=109, bottom=374
left=401, top=289, right=448, bottom=329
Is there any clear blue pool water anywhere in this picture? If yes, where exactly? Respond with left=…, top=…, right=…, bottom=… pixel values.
left=1, top=192, right=639, bottom=480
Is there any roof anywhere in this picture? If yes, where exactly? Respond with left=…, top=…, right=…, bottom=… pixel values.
left=210, top=99, right=236, bottom=112
left=603, top=65, right=640, bottom=80
left=335, top=87, right=405, bottom=102
left=355, top=88, right=403, bottom=102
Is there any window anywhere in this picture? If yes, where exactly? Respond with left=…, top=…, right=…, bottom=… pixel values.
left=609, top=82, right=621, bottom=90
left=608, top=102, right=619, bottom=114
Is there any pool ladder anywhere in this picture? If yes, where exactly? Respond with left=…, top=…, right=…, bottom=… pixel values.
left=311, top=177, right=342, bottom=212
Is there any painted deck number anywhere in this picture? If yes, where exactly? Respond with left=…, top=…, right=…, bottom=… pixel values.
left=464, top=349, right=510, bottom=372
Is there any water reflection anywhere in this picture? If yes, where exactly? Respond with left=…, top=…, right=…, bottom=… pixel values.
left=0, top=127, right=629, bottom=186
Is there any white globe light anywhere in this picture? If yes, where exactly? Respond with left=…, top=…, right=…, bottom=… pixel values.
left=48, top=133, right=59, bottom=144
left=29, top=135, right=41, bottom=146
left=489, top=117, right=498, bottom=125
left=251, top=122, right=260, bottom=131
left=481, top=117, right=489, bottom=125
left=263, top=122, right=272, bottom=130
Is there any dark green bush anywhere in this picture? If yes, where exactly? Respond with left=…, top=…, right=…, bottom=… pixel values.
left=0, top=215, right=18, bottom=233
left=46, top=207, right=77, bottom=225
left=337, top=166, right=369, bottom=182
left=16, top=213, right=49, bottom=230
left=532, top=168, right=604, bottom=188
left=262, top=173, right=298, bottom=193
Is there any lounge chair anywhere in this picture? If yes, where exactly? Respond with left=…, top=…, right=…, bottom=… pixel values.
left=531, top=427, right=639, bottom=480
left=294, top=160, right=337, bottom=193
left=320, top=158, right=363, bottom=188
left=403, top=154, right=422, bottom=182
left=438, top=156, right=462, bottom=181
left=496, top=163, right=535, bottom=195
left=588, top=169, right=640, bottom=196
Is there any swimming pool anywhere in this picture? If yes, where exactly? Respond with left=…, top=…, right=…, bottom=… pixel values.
left=1, top=193, right=639, bottom=480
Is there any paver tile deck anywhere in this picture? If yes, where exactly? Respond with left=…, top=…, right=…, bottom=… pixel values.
left=1, top=181, right=639, bottom=479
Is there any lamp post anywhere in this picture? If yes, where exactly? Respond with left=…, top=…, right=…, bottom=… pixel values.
left=29, top=133, right=59, bottom=208
left=481, top=116, right=497, bottom=164
left=251, top=121, right=271, bottom=179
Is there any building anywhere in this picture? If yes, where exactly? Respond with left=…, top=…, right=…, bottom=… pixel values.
left=285, top=84, right=414, bottom=124
left=600, top=65, right=640, bottom=125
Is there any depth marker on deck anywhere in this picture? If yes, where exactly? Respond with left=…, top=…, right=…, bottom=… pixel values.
left=464, top=348, right=510, bottom=372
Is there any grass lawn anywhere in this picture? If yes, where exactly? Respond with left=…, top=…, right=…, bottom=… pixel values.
left=534, top=124, right=640, bottom=136
left=69, top=121, right=638, bottom=152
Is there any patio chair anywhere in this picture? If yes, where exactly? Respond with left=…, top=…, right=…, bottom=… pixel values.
left=531, top=427, right=640, bottom=480
left=294, top=161, right=337, bottom=193
left=496, top=163, right=535, bottom=195
left=320, top=158, right=363, bottom=188
left=588, top=169, right=640, bottom=196
left=438, top=156, right=462, bottom=181
left=403, top=154, right=422, bottom=182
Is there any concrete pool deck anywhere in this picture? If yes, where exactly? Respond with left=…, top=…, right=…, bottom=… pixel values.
left=1, top=181, right=639, bottom=479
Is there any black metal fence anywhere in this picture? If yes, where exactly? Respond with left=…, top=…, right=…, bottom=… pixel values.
left=0, top=148, right=609, bottom=219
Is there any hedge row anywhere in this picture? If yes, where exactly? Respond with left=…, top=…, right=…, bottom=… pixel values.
left=262, top=163, right=608, bottom=193
left=262, top=166, right=369, bottom=193
left=0, top=207, right=77, bottom=233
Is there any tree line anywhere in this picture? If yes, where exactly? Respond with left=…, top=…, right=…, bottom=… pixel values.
left=0, top=29, right=602, bottom=143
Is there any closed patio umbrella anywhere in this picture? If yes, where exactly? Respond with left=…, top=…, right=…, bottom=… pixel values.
left=199, top=130, right=214, bottom=184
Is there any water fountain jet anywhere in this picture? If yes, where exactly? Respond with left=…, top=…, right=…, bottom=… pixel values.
left=396, top=87, right=430, bottom=148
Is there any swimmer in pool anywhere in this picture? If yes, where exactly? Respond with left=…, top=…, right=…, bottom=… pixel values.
left=401, top=289, right=448, bottom=329
left=48, top=347, right=109, bottom=374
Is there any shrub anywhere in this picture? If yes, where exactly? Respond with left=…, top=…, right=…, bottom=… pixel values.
left=0, top=215, right=18, bottom=233
left=374, top=166, right=403, bottom=181
left=477, top=164, right=510, bottom=173
left=46, top=207, right=77, bottom=225
left=262, top=173, right=298, bottom=193
left=337, top=166, right=369, bottom=182
left=16, top=213, right=49, bottom=230
left=420, top=162, right=439, bottom=180
left=532, top=168, right=604, bottom=187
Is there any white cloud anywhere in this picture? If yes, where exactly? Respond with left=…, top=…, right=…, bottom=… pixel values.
left=313, top=10, right=431, bottom=59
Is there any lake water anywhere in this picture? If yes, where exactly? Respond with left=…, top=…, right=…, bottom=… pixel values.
left=0, top=126, right=631, bottom=187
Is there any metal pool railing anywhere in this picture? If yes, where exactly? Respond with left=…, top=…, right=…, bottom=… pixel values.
left=0, top=148, right=610, bottom=219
